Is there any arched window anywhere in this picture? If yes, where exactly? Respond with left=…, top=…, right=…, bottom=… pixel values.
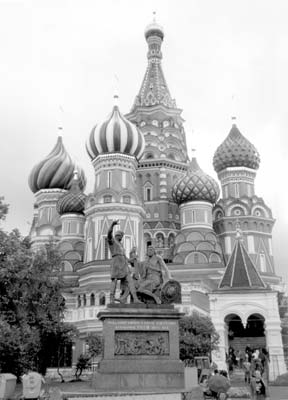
left=145, top=187, right=152, bottom=201
left=99, top=292, right=106, bottom=306
left=168, top=233, right=175, bottom=248
left=144, top=233, right=152, bottom=253
left=90, top=293, right=95, bottom=306
left=104, top=195, right=112, bottom=203
left=83, top=294, right=87, bottom=307
left=77, top=295, right=81, bottom=308
left=156, top=233, right=164, bottom=248
left=123, top=195, right=131, bottom=204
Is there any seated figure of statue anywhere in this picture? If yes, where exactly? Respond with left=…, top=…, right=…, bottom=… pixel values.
left=134, top=246, right=172, bottom=304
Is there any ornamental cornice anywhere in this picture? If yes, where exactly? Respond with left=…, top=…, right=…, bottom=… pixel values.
left=220, top=176, right=255, bottom=185
left=126, top=104, right=184, bottom=121
left=85, top=204, right=145, bottom=217
left=93, top=153, right=137, bottom=171
left=218, top=166, right=257, bottom=175
left=35, top=189, right=67, bottom=203
left=216, top=230, right=273, bottom=237
left=138, top=159, right=188, bottom=170
left=213, top=215, right=275, bottom=223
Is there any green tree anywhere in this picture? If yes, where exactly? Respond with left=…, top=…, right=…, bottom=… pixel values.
left=0, top=211, right=77, bottom=378
left=179, top=312, right=219, bottom=365
left=86, top=333, right=103, bottom=360
left=0, top=196, right=9, bottom=221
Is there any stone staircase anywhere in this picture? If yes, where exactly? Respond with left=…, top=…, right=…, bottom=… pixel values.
left=229, top=336, right=266, bottom=352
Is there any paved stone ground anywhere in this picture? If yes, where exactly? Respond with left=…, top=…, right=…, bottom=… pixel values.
left=268, top=386, right=288, bottom=399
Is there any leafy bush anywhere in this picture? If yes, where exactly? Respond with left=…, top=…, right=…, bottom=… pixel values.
left=179, top=312, right=219, bottom=364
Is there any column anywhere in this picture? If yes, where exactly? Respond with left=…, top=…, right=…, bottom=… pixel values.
left=265, top=321, right=286, bottom=380
left=211, top=321, right=227, bottom=371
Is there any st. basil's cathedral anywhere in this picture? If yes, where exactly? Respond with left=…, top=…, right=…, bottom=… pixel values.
left=28, top=18, right=287, bottom=378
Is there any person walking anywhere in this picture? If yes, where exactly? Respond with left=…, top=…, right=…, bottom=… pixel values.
left=243, top=356, right=251, bottom=384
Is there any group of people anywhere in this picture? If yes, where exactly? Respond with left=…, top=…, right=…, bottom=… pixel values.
left=226, top=345, right=269, bottom=398
left=227, top=345, right=269, bottom=377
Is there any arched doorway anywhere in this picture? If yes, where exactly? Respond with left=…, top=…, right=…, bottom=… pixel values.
left=225, top=313, right=266, bottom=354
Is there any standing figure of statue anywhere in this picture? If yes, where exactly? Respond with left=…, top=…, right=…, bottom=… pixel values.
left=107, top=220, right=141, bottom=304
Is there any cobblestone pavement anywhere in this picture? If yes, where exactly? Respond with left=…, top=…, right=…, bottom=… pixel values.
left=268, top=386, right=288, bottom=399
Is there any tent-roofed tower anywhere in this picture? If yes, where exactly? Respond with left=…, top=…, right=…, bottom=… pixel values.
left=126, top=16, right=189, bottom=260
left=212, top=118, right=280, bottom=287
left=218, top=227, right=266, bottom=290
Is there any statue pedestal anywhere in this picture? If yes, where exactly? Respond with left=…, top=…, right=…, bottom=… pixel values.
left=92, top=304, right=184, bottom=393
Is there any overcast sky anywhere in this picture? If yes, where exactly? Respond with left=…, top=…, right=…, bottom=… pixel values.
left=0, top=0, right=287, bottom=283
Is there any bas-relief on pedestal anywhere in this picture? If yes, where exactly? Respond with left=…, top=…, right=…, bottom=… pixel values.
left=92, top=304, right=185, bottom=393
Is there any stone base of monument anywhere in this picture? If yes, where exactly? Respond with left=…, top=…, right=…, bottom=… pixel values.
left=91, top=304, right=184, bottom=393
left=63, top=393, right=182, bottom=400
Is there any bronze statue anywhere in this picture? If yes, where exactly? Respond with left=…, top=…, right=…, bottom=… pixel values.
left=107, top=220, right=141, bottom=304
left=136, top=246, right=171, bottom=302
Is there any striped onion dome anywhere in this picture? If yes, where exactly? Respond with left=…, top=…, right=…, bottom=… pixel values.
left=86, top=96, right=145, bottom=161
left=57, top=171, right=86, bottom=215
left=28, top=136, right=86, bottom=193
left=213, top=120, right=260, bottom=173
left=171, top=156, right=220, bottom=205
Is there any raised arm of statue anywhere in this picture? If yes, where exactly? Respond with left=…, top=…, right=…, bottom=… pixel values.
left=108, top=219, right=119, bottom=244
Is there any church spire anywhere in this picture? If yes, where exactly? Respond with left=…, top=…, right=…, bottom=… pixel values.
left=131, top=15, right=176, bottom=111
left=218, top=229, right=266, bottom=290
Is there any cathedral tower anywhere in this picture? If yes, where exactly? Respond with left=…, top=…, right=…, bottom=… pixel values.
left=28, top=136, right=86, bottom=251
left=212, top=118, right=277, bottom=282
left=86, top=96, right=146, bottom=262
left=126, top=17, right=189, bottom=261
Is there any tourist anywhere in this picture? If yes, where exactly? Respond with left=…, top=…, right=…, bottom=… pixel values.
left=243, top=356, right=251, bottom=384
left=250, top=370, right=266, bottom=399
left=227, top=355, right=234, bottom=374
left=239, top=349, right=245, bottom=369
left=235, top=350, right=240, bottom=368
left=252, top=348, right=260, bottom=361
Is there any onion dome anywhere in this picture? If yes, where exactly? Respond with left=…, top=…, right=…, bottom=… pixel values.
left=144, top=13, right=164, bottom=40
left=172, top=156, right=220, bottom=205
left=57, top=171, right=86, bottom=215
left=213, top=120, right=260, bottom=173
left=28, top=136, right=86, bottom=193
left=86, top=96, right=145, bottom=161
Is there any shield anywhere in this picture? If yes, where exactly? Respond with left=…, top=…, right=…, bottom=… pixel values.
left=208, top=375, right=231, bottom=393
left=160, top=279, right=181, bottom=304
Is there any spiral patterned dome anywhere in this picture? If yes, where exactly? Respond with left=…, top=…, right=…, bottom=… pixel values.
left=171, top=157, right=220, bottom=205
left=57, top=172, right=86, bottom=215
left=86, top=97, right=145, bottom=161
left=213, top=122, right=260, bottom=173
left=28, top=136, right=86, bottom=193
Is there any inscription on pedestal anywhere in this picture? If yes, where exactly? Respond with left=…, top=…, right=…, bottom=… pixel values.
left=115, top=331, right=169, bottom=356
left=108, top=319, right=175, bottom=330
